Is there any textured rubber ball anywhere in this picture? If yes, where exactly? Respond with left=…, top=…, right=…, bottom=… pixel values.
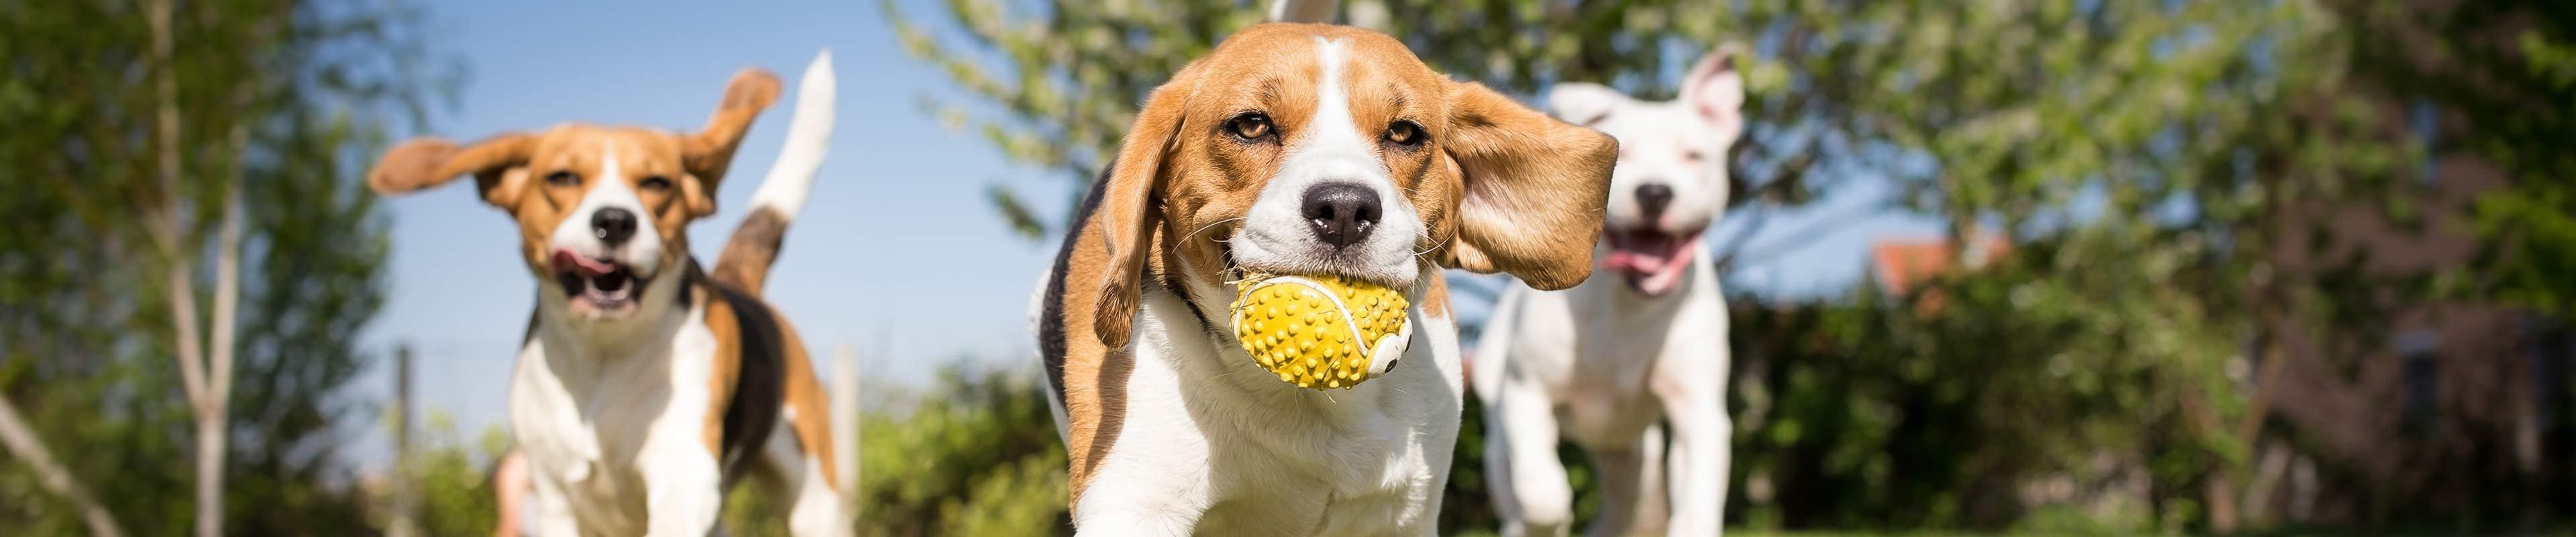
left=1231, top=273, right=1411, bottom=390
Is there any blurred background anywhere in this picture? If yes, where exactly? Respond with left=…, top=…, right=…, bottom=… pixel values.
left=3, top=0, right=2571, bottom=535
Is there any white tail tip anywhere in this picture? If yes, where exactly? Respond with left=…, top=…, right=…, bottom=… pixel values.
left=749, top=49, right=836, bottom=221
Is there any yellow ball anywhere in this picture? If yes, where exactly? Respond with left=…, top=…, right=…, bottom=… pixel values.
left=1232, top=273, right=1411, bottom=390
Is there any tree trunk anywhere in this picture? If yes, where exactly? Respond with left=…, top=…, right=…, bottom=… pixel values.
left=146, top=0, right=232, bottom=534
left=0, top=397, right=126, bottom=537
left=201, top=129, right=246, bottom=537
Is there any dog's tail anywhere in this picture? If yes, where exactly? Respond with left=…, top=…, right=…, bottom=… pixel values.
left=713, top=50, right=835, bottom=295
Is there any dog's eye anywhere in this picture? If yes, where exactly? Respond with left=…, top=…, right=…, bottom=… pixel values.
left=638, top=175, right=672, bottom=191
left=545, top=170, right=580, bottom=187
left=1226, top=113, right=1274, bottom=140
left=1683, top=150, right=1706, bottom=163
left=1383, top=121, right=1426, bottom=148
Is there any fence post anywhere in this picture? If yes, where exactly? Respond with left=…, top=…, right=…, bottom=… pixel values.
left=832, top=342, right=861, bottom=519
left=388, top=344, right=419, bottom=537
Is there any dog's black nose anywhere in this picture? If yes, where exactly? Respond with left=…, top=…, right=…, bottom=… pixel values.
left=1301, top=183, right=1381, bottom=250
left=1635, top=183, right=1674, bottom=220
left=592, top=208, right=639, bottom=246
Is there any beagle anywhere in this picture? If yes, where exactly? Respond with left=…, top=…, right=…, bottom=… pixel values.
left=1031, top=23, right=1617, bottom=536
left=1475, top=46, right=1749, bottom=537
left=368, top=52, right=847, bottom=536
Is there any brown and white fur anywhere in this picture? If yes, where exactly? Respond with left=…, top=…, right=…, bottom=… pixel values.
left=1472, top=46, right=1748, bottom=537
left=1030, top=23, right=1618, bottom=536
left=368, top=52, right=847, bottom=536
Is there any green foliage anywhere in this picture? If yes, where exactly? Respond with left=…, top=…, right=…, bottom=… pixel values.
left=402, top=413, right=511, bottom=537
left=2478, top=188, right=2576, bottom=313
left=0, top=360, right=195, bottom=535
left=2392, top=5, right=2576, bottom=316
left=674, top=366, right=1076, bottom=536
left=716, top=366, right=1072, bottom=536
left=0, top=0, right=453, bottom=533
left=1733, top=234, right=2235, bottom=531
left=848, top=366, right=1070, bottom=536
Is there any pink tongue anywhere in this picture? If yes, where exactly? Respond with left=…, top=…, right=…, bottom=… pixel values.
left=551, top=250, right=616, bottom=277
left=1605, top=250, right=1668, bottom=274
left=1605, top=232, right=1678, bottom=275
left=1604, top=232, right=1699, bottom=295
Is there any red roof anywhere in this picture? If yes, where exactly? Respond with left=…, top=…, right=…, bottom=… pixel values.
left=1870, top=231, right=2011, bottom=298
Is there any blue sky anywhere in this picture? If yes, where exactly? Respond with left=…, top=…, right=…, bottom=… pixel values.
left=351, top=0, right=1939, bottom=463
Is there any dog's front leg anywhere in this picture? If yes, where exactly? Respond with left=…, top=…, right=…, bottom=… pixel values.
left=639, top=441, right=726, bottom=537
left=1068, top=444, right=1212, bottom=536
left=1069, top=493, right=1201, bottom=537
left=1654, top=372, right=1729, bottom=537
left=527, top=470, right=586, bottom=537
left=1486, top=377, right=1574, bottom=537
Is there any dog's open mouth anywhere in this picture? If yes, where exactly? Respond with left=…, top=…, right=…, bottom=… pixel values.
left=1603, top=228, right=1701, bottom=296
left=551, top=249, right=643, bottom=314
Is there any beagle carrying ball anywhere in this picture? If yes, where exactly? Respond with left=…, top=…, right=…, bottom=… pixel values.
left=367, top=52, right=849, bottom=537
left=1031, top=23, right=1617, bottom=535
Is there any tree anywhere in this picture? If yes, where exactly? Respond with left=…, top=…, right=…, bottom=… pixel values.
left=2345, top=1, right=2576, bottom=318
left=0, top=0, right=453, bottom=533
left=142, top=1, right=250, bottom=532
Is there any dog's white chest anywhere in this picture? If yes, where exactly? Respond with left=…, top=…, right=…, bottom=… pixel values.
left=1078, top=286, right=1462, bottom=536
left=508, top=307, right=722, bottom=533
left=1190, top=355, right=1457, bottom=536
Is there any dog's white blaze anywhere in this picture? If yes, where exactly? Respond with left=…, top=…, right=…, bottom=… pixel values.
left=547, top=143, right=664, bottom=275
left=1296, top=37, right=1368, bottom=163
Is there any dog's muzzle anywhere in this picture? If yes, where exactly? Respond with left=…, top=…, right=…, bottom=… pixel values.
left=553, top=249, right=645, bottom=315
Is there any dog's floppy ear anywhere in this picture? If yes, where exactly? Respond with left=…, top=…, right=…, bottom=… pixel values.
left=1546, top=82, right=1627, bottom=128
left=368, top=134, right=539, bottom=208
left=680, top=68, right=784, bottom=216
left=1438, top=83, right=1617, bottom=290
left=1090, top=67, right=1199, bottom=349
left=1682, top=44, right=1747, bottom=129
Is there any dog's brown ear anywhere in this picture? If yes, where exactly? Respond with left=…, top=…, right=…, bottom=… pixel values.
left=1090, top=66, right=1198, bottom=349
left=680, top=68, right=783, bottom=215
left=368, top=134, right=539, bottom=208
left=1437, top=82, right=1617, bottom=290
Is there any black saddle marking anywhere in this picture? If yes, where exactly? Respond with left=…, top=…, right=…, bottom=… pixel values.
left=710, top=281, right=786, bottom=485
left=1040, top=166, right=1115, bottom=403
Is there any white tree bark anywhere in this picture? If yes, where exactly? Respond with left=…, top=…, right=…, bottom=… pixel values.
left=145, top=1, right=235, bottom=534
left=196, top=178, right=242, bottom=537
left=205, top=124, right=247, bottom=529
